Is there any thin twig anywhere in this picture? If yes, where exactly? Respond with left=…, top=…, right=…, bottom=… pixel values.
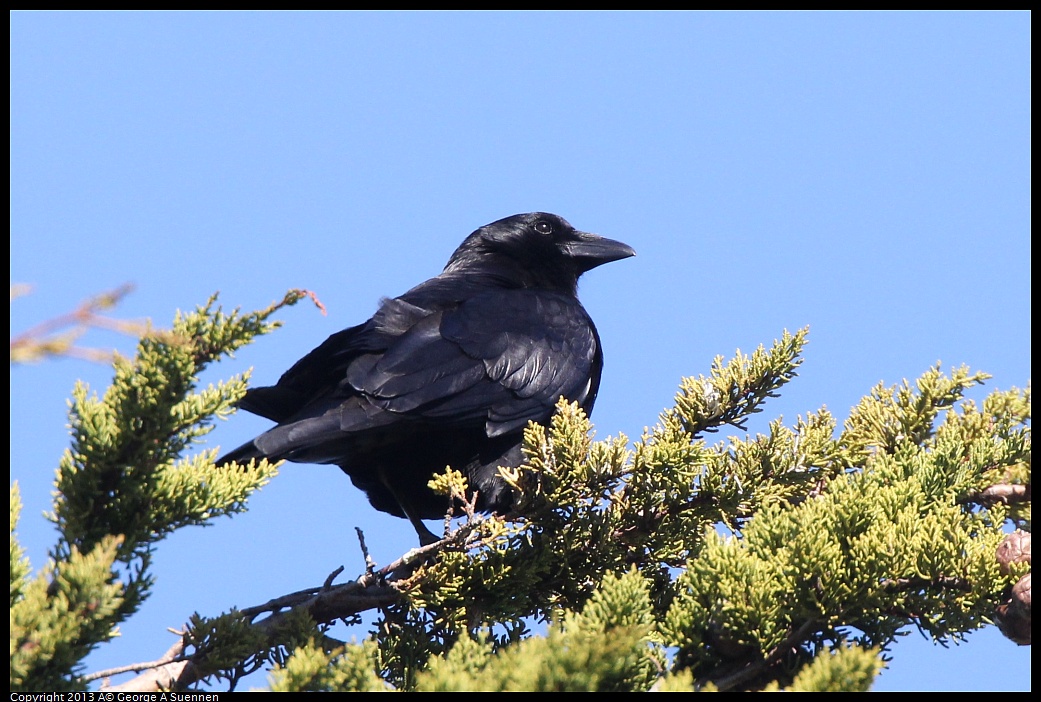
left=83, top=639, right=186, bottom=683
left=356, top=526, right=377, bottom=573
left=10, top=283, right=149, bottom=363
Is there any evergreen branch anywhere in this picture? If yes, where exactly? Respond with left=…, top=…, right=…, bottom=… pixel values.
left=241, top=522, right=485, bottom=624
left=669, top=328, right=808, bottom=436
left=13, top=305, right=1029, bottom=692
left=95, top=522, right=486, bottom=692
left=12, top=290, right=321, bottom=691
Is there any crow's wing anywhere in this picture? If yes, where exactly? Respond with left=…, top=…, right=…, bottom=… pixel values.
left=354, top=288, right=601, bottom=436
left=239, top=288, right=601, bottom=464
left=236, top=322, right=367, bottom=422
left=236, top=296, right=435, bottom=422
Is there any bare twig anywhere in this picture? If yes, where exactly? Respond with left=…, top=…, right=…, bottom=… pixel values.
left=299, top=288, right=328, bottom=316
left=85, top=638, right=186, bottom=684
left=10, top=283, right=147, bottom=363
left=94, top=639, right=197, bottom=692
left=323, top=565, right=346, bottom=590
left=355, top=527, right=377, bottom=574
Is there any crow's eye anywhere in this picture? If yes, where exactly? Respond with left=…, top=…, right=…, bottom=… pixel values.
left=534, top=221, right=553, bottom=235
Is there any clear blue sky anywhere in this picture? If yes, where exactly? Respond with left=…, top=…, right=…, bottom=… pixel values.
left=10, top=11, right=1030, bottom=692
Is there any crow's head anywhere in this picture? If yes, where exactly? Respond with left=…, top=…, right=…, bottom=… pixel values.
left=444, top=212, right=635, bottom=292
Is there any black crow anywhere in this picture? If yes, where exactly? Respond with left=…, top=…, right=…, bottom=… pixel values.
left=218, top=212, right=634, bottom=544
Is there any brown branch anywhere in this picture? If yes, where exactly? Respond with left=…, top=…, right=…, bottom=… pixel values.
left=880, top=575, right=972, bottom=594
left=10, top=283, right=148, bottom=364
left=299, top=288, right=328, bottom=316
left=89, top=520, right=486, bottom=692
left=84, top=637, right=186, bottom=683
left=710, top=618, right=820, bottom=692
left=964, top=482, right=1031, bottom=507
left=93, top=639, right=196, bottom=692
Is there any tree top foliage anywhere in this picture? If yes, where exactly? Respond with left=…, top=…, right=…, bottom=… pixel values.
left=10, top=291, right=1031, bottom=692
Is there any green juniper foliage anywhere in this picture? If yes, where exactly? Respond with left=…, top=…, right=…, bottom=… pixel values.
left=10, top=296, right=1030, bottom=692
left=11, top=293, right=298, bottom=691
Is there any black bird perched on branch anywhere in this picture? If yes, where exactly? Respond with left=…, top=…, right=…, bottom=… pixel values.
left=217, top=212, right=635, bottom=544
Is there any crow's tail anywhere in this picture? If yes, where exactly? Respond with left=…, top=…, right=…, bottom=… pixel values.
left=214, top=440, right=268, bottom=468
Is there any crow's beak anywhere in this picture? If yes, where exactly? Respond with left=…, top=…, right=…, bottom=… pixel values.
left=563, top=231, right=636, bottom=272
